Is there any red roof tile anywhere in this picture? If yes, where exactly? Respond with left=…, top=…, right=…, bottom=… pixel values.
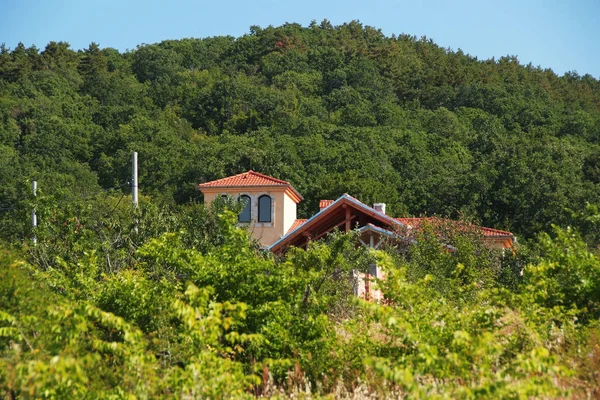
left=319, top=200, right=334, bottom=209
left=396, top=217, right=514, bottom=238
left=479, top=226, right=515, bottom=237
left=198, top=170, right=303, bottom=202
left=287, top=219, right=307, bottom=234
left=198, top=170, right=290, bottom=188
left=395, top=217, right=428, bottom=229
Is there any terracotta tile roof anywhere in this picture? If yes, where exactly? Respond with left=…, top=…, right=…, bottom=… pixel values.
left=319, top=200, right=334, bottom=209
left=198, top=170, right=290, bottom=188
left=287, top=219, right=307, bottom=234
left=198, top=170, right=304, bottom=202
left=395, top=217, right=428, bottom=228
left=479, top=226, right=515, bottom=237
left=396, top=217, right=514, bottom=238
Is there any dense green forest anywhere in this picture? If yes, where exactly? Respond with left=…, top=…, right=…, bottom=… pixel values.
left=1, top=21, right=600, bottom=398
left=1, top=20, right=600, bottom=239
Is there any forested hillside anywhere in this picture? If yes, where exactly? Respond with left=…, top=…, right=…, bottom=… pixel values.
left=1, top=21, right=600, bottom=241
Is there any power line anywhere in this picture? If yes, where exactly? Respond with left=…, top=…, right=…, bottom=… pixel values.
left=104, top=192, right=126, bottom=220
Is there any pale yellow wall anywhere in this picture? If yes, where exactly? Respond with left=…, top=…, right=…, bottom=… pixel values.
left=201, top=187, right=297, bottom=247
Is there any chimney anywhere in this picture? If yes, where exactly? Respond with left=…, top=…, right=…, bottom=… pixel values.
left=373, top=203, right=386, bottom=214
left=319, top=200, right=333, bottom=211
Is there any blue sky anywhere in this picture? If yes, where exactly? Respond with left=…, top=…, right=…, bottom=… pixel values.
left=2, top=0, right=599, bottom=78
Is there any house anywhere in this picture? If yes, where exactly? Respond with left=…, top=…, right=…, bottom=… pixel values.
left=198, top=171, right=303, bottom=247
left=198, top=170, right=516, bottom=251
left=199, top=170, right=516, bottom=300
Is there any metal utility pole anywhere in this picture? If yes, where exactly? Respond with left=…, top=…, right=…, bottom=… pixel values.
left=132, top=152, right=139, bottom=235
left=132, top=152, right=138, bottom=207
left=32, top=180, right=37, bottom=246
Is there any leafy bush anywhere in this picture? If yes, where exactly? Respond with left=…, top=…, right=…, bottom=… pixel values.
left=525, top=225, right=600, bottom=320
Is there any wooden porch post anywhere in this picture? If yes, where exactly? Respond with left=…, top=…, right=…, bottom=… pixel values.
left=345, top=205, right=351, bottom=232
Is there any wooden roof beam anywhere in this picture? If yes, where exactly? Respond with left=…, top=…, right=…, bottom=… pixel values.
left=312, top=214, right=357, bottom=242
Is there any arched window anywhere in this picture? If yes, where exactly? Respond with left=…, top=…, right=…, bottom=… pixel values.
left=216, top=194, right=230, bottom=207
left=238, top=195, right=251, bottom=222
left=258, top=195, right=272, bottom=222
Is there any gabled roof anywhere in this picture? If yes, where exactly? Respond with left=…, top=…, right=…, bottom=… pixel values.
left=198, top=170, right=303, bottom=202
left=269, top=194, right=407, bottom=252
left=271, top=194, right=516, bottom=253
